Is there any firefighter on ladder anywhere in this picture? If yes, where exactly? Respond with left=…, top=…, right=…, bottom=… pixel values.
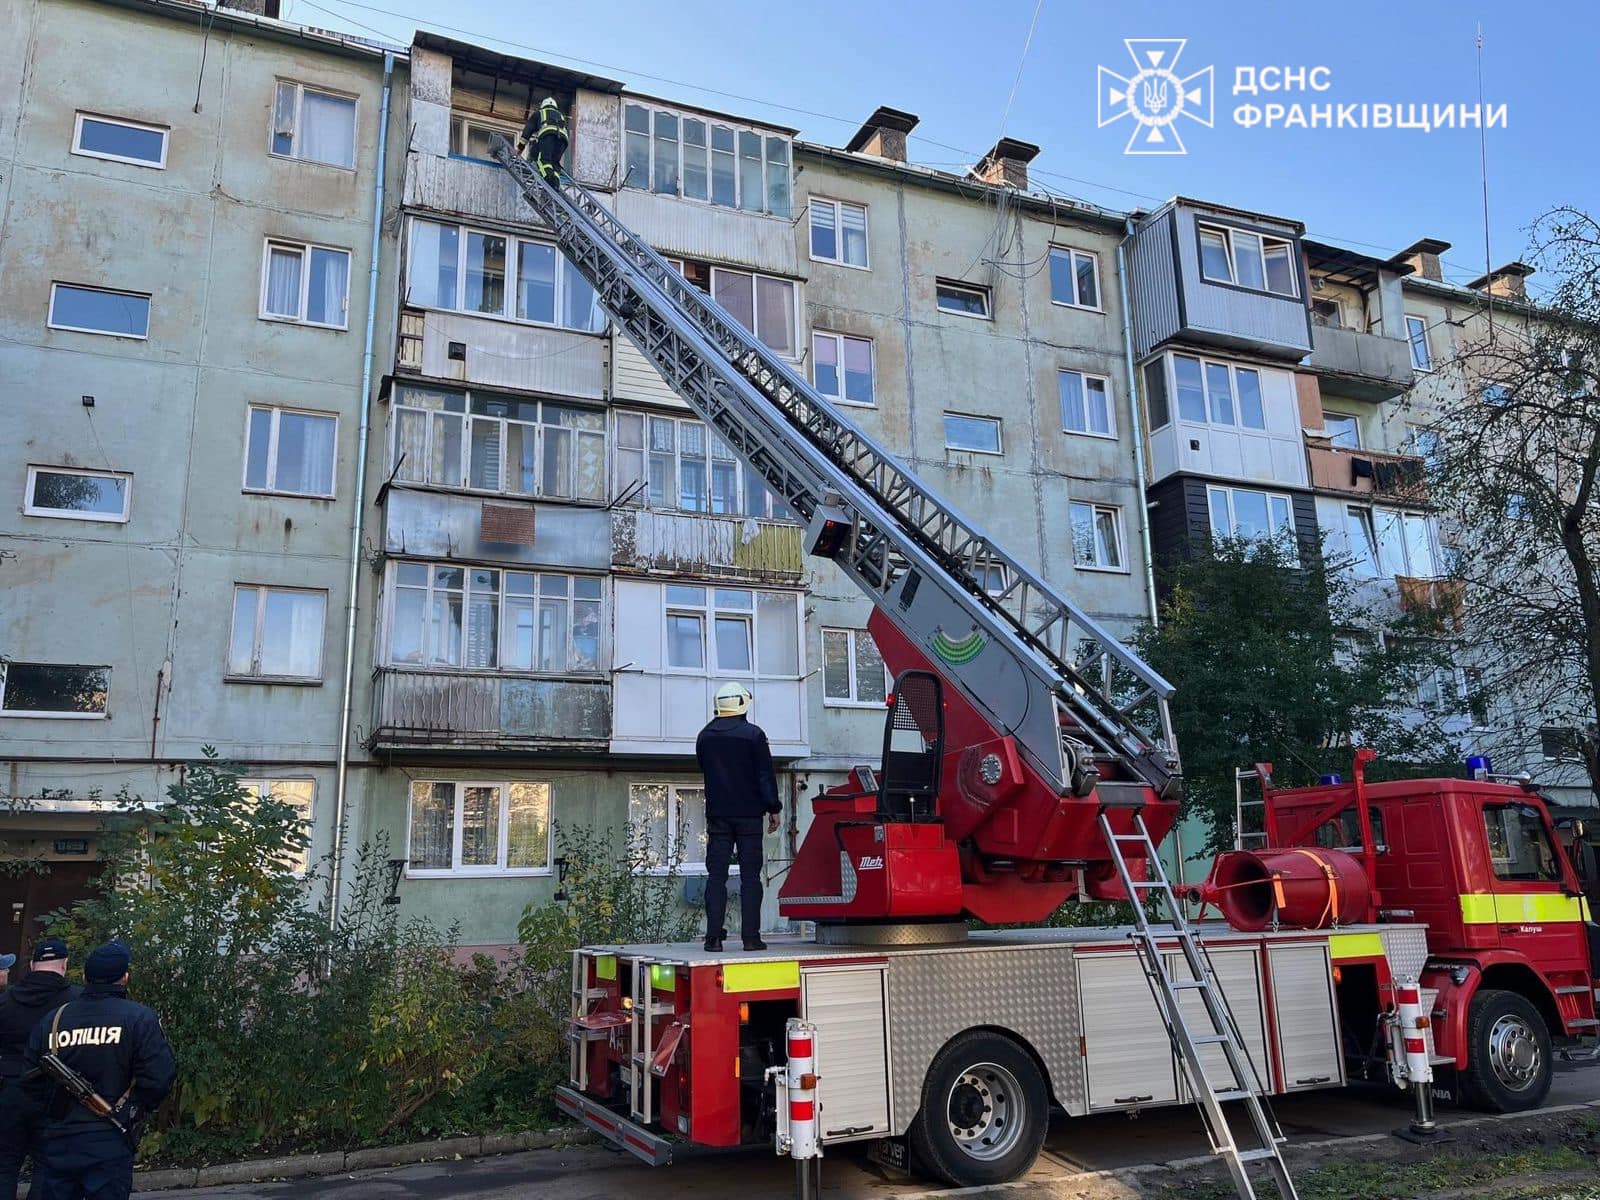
left=521, top=96, right=569, bottom=182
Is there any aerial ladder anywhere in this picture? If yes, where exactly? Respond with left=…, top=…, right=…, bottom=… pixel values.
left=488, top=135, right=1297, bottom=1199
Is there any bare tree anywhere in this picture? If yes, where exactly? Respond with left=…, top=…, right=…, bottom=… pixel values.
left=1423, top=206, right=1600, bottom=803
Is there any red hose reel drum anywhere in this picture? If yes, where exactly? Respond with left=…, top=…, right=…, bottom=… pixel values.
left=1202, top=847, right=1372, bottom=931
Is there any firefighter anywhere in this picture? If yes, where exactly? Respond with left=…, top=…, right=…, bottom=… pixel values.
left=521, top=96, right=569, bottom=183
left=23, top=940, right=175, bottom=1200
left=695, top=682, right=781, bottom=952
left=1, top=939, right=79, bottom=1200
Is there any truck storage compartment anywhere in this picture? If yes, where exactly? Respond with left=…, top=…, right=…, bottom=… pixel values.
left=1268, top=943, right=1344, bottom=1090
left=1077, top=950, right=1178, bottom=1110
left=802, top=964, right=891, bottom=1140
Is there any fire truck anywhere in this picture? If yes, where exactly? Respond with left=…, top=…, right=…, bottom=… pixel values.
left=485, top=138, right=1599, bottom=1199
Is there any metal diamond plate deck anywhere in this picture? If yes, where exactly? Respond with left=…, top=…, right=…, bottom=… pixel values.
left=1379, top=925, right=1430, bottom=983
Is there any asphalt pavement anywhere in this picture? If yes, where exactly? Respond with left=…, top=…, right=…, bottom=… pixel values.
left=138, top=1058, right=1598, bottom=1199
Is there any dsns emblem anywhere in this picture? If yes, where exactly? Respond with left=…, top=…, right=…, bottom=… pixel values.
left=1097, top=39, right=1214, bottom=155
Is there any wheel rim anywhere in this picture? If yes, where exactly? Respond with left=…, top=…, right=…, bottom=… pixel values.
left=944, top=1061, right=1025, bottom=1161
left=1486, top=1012, right=1542, bottom=1093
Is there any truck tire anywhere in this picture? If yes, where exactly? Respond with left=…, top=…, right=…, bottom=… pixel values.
left=907, top=1030, right=1048, bottom=1186
left=1460, top=988, right=1552, bottom=1112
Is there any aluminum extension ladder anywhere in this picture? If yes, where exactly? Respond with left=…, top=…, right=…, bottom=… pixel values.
left=1099, top=809, right=1300, bottom=1200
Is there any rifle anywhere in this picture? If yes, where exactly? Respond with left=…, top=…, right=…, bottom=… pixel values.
left=36, top=1053, right=133, bottom=1139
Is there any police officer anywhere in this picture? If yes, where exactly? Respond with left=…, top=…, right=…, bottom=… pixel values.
left=1, top=939, right=79, bottom=1200
left=24, top=940, right=175, bottom=1200
left=520, top=96, right=569, bottom=182
left=695, top=682, right=781, bottom=952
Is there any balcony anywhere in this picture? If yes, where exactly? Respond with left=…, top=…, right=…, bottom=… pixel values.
left=610, top=509, right=805, bottom=583
left=370, top=668, right=610, bottom=751
left=403, top=151, right=532, bottom=228
left=1307, top=324, right=1415, bottom=401
left=1305, top=441, right=1427, bottom=503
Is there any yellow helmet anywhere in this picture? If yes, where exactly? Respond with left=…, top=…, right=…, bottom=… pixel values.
left=714, top=681, right=752, bottom=717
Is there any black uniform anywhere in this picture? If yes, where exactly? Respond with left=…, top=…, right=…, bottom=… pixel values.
left=521, top=99, right=568, bottom=182
left=23, top=983, right=176, bottom=1200
left=694, top=715, right=780, bottom=944
left=0, top=970, right=79, bottom=1200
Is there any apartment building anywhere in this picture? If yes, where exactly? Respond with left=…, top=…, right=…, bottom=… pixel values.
left=0, top=0, right=404, bottom=957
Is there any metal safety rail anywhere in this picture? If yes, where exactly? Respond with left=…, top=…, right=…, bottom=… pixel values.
left=490, top=137, right=1178, bottom=799
left=1099, top=808, right=1299, bottom=1200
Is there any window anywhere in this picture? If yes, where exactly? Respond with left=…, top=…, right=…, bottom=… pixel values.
left=1345, top=506, right=1438, bottom=579
left=260, top=241, right=350, bottom=328
left=1069, top=501, right=1125, bottom=571
left=1481, top=804, right=1561, bottom=883
left=448, top=112, right=519, bottom=161
left=48, top=283, right=150, bottom=339
left=0, top=663, right=109, bottom=718
left=813, top=331, right=874, bottom=405
left=1171, top=355, right=1266, bottom=430
left=407, top=220, right=604, bottom=333
left=1310, top=297, right=1346, bottom=329
left=976, top=563, right=1010, bottom=596
left=1197, top=224, right=1298, bottom=297
left=710, top=266, right=797, bottom=356
left=1405, top=315, right=1433, bottom=371
left=1048, top=247, right=1101, bottom=310
left=390, top=385, right=606, bottom=502
left=1540, top=726, right=1583, bottom=761
left=72, top=113, right=167, bottom=168
left=809, top=198, right=868, bottom=268
left=662, top=585, right=800, bottom=677
left=936, top=280, right=991, bottom=319
left=1323, top=412, right=1361, bottom=449
left=239, top=779, right=314, bottom=874
left=1312, top=806, right=1388, bottom=854
left=1481, top=382, right=1512, bottom=406
left=228, top=586, right=327, bottom=681
left=1143, top=360, right=1171, bottom=430
left=1059, top=370, right=1114, bottom=437
left=386, top=563, right=603, bottom=674
left=24, top=467, right=131, bottom=522
left=407, top=780, right=552, bottom=875
left=1505, top=491, right=1533, bottom=521
left=630, top=782, right=708, bottom=871
left=621, top=101, right=791, bottom=216
left=270, top=80, right=356, bottom=168
left=245, top=407, right=336, bottom=497
left=1406, top=424, right=1442, bottom=474
left=614, top=411, right=792, bottom=519
left=943, top=413, right=1001, bottom=454
left=1208, top=485, right=1295, bottom=549
left=821, top=628, right=888, bottom=707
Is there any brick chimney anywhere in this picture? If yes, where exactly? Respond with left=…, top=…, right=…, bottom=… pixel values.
left=1467, top=261, right=1535, bottom=301
left=1391, top=238, right=1450, bottom=282
left=972, top=137, right=1040, bottom=191
left=844, top=107, right=919, bottom=163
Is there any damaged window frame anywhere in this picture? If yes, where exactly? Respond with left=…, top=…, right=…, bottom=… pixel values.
left=269, top=79, right=358, bottom=170
left=448, top=111, right=523, bottom=163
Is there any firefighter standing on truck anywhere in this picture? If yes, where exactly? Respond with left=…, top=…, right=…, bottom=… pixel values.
left=22, top=940, right=175, bottom=1200
left=696, top=682, right=781, bottom=953
left=521, top=96, right=568, bottom=182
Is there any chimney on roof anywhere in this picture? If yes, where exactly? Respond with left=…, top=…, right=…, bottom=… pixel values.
left=845, top=106, right=919, bottom=163
left=972, top=137, right=1041, bottom=191
left=1467, top=261, right=1535, bottom=301
left=1393, top=238, right=1450, bottom=282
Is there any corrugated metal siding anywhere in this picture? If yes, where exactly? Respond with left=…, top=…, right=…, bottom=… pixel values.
left=615, top=188, right=798, bottom=274
left=418, top=310, right=607, bottom=400
left=1172, top=207, right=1311, bottom=355
left=404, top=153, right=542, bottom=229
left=610, top=509, right=804, bottom=581
left=1128, top=210, right=1180, bottom=358
left=612, top=334, right=687, bottom=409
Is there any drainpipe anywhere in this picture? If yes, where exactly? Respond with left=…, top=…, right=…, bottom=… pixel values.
left=1118, top=218, right=1188, bottom=883
left=330, top=51, right=394, bottom=928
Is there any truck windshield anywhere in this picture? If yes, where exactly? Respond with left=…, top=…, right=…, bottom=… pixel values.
left=1482, top=804, right=1561, bottom=882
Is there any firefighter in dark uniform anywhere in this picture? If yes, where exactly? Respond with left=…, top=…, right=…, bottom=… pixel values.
left=695, top=682, right=781, bottom=952
left=1, top=939, right=79, bottom=1200
left=520, top=96, right=569, bottom=182
left=23, top=941, right=176, bottom=1200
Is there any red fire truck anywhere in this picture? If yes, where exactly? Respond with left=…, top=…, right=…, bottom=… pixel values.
left=485, top=137, right=1597, bottom=1198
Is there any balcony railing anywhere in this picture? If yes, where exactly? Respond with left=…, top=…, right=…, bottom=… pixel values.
left=1308, top=324, right=1415, bottom=401
left=610, top=509, right=805, bottom=582
left=370, top=667, right=610, bottom=751
left=1305, top=442, right=1427, bottom=502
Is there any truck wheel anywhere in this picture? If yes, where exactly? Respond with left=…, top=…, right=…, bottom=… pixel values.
left=907, top=1030, right=1048, bottom=1186
left=1460, top=989, right=1552, bottom=1112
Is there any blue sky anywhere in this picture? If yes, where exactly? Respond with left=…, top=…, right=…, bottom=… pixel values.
left=293, top=0, right=1596, bottom=297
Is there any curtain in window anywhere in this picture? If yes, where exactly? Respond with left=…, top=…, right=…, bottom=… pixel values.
left=755, top=277, right=794, bottom=356
left=299, top=90, right=355, bottom=167
left=507, top=783, right=550, bottom=869
left=408, top=782, right=454, bottom=870
left=839, top=203, right=867, bottom=265
left=307, top=249, right=348, bottom=326
left=259, top=589, right=325, bottom=677
left=393, top=409, right=428, bottom=483
left=278, top=412, right=335, bottom=494
left=265, top=248, right=302, bottom=318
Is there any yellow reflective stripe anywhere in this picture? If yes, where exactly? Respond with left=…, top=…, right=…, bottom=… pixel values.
left=649, top=963, right=676, bottom=990
left=722, top=960, right=800, bottom=993
left=1459, top=893, right=1589, bottom=924
left=1328, top=933, right=1385, bottom=960
left=593, top=954, right=617, bottom=981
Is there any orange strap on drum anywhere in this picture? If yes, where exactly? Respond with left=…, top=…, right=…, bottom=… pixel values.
left=1289, top=847, right=1340, bottom=924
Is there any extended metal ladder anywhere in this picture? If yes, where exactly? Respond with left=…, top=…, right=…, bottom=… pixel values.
left=489, top=137, right=1179, bottom=806
left=1099, top=809, right=1299, bottom=1200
